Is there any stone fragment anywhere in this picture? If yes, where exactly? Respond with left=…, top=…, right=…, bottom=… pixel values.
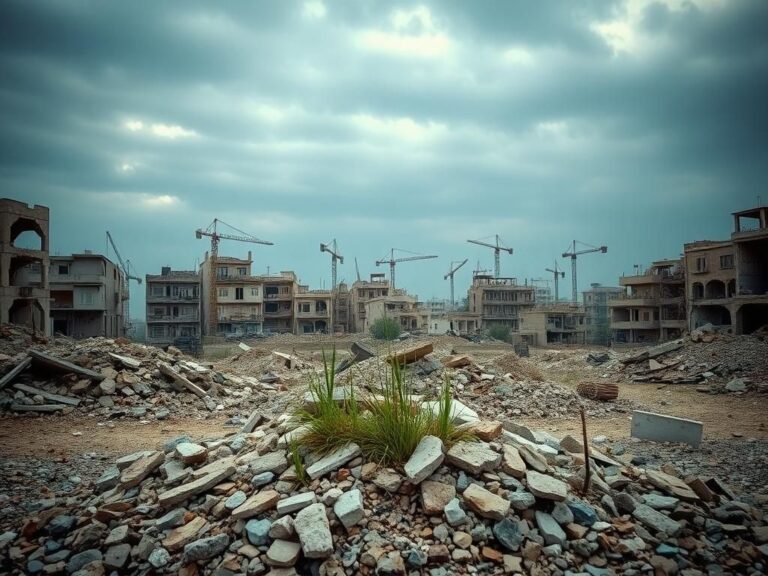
left=159, top=465, right=236, bottom=507
left=552, top=502, right=574, bottom=525
left=567, top=499, right=598, bottom=526
left=508, top=490, right=536, bottom=511
left=65, top=549, right=102, bottom=574
left=269, top=515, right=295, bottom=540
left=421, top=481, right=456, bottom=516
left=446, top=441, right=501, bottom=475
left=120, top=451, right=164, bottom=488
left=372, top=469, right=402, bottom=492
left=376, top=550, right=406, bottom=574
left=305, top=443, right=361, bottom=480
left=403, top=435, right=444, bottom=484
left=232, top=490, right=280, bottom=520
left=294, top=503, right=333, bottom=559
left=163, top=516, right=208, bottom=552
left=175, top=442, right=208, bottom=465
left=535, top=511, right=566, bottom=547
left=493, top=518, right=523, bottom=552
left=525, top=470, right=567, bottom=501
left=428, top=544, right=450, bottom=564
left=462, top=483, right=510, bottom=520
left=148, top=547, right=171, bottom=569
left=277, top=492, right=317, bottom=515
left=632, top=503, right=682, bottom=537
left=245, top=518, right=272, bottom=546
left=183, top=534, right=230, bottom=563
left=517, top=445, right=548, bottom=473
left=225, top=490, right=247, bottom=510
left=501, top=445, right=526, bottom=479
left=266, top=539, right=302, bottom=567
left=104, top=543, right=130, bottom=571
left=466, top=420, right=502, bottom=441
left=444, top=498, right=468, bottom=527
left=333, top=489, right=364, bottom=530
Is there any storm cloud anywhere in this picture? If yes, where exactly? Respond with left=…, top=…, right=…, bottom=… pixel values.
left=1, top=0, right=766, bottom=315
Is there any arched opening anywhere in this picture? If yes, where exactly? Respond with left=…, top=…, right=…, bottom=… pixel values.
left=8, top=299, right=45, bottom=331
left=736, top=304, right=768, bottom=334
left=10, top=218, right=46, bottom=251
left=705, top=280, right=726, bottom=299
left=692, top=305, right=731, bottom=328
left=315, top=320, right=327, bottom=333
left=727, top=279, right=736, bottom=298
left=691, top=282, right=704, bottom=300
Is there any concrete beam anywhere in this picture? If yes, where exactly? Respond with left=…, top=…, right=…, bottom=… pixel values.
left=631, top=410, right=703, bottom=448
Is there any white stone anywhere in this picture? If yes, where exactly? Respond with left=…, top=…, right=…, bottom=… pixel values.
left=305, top=443, right=361, bottom=480
left=404, top=435, right=444, bottom=485
left=277, top=492, right=317, bottom=516
left=526, top=470, right=567, bottom=501
left=333, top=489, right=364, bottom=530
left=294, top=503, right=333, bottom=559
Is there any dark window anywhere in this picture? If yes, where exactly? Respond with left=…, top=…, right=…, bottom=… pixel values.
left=235, top=288, right=244, bottom=300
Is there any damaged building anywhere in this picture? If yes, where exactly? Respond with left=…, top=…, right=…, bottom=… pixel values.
left=294, top=286, right=332, bottom=334
left=610, top=259, right=686, bottom=345
left=467, top=274, right=536, bottom=332
left=519, top=304, right=587, bottom=346
left=363, top=293, right=430, bottom=334
left=145, top=267, right=201, bottom=351
left=583, top=283, right=623, bottom=345
left=348, top=273, right=390, bottom=333
left=0, top=198, right=50, bottom=334
left=685, top=204, right=768, bottom=334
left=49, top=252, right=127, bottom=338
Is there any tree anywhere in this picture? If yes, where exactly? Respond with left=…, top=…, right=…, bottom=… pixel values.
left=370, top=316, right=401, bottom=340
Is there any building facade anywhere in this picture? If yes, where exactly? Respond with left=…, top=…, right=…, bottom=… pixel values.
left=348, top=273, right=390, bottom=333
left=609, top=259, right=686, bottom=345
left=262, top=272, right=297, bottom=334
left=145, top=267, right=201, bottom=350
left=519, top=304, right=587, bottom=346
left=0, top=198, right=50, bottom=334
left=684, top=205, right=768, bottom=334
left=582, top=283, right=623, bottom=345
left=467, top=275, right=536, bottom=331
left=294, top=287, right=332, bottom=334
left=363, top=293, right=430, bottom=333
left=49, top=252, right=126, bottom=338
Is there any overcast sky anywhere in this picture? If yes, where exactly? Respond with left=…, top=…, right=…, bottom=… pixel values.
left=2, top=0, right=767, bottom=318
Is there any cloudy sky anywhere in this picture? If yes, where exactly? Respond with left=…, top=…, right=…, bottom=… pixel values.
left=2, top=0, right=767, bottom=317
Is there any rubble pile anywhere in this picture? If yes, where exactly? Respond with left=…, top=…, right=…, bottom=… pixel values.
left=618, top=334, right=768, bottom=393
left=0, top=326, right=282, bottom=420
left=2, top=409, right=766, bottom=576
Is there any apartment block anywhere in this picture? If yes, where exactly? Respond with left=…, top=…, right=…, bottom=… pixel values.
left=609, top=259, right=686, bottom=345
left=519, top=304, right=587, bottom=346
left=684, top=205, right=768, bottom=334
left=200, top=252, right=269, bottom=336
left=333, top=282, right=350, bottom=334
left=467, top=274, right=536, bottom=331
left=426, top=298, right=449, bottom=318
left=294, top=286, right=332, bottom=334
left=0, top=198, right=50, bottom=334
left=363, top=293, right=430, bottom=333
left=145, top=267, right=201, bottom=350
left=348, top=273, right=390, bottom=333
left=582, top=283, right=623, bottom=345
left=262, top=272, right=297, bottom=334
left=50, top=252, right=126, bottom=338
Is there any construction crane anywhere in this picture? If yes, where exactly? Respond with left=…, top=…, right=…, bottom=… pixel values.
left=196, top=219, right=273, bottom=335
left=467, top=235, right=513, bottom=278
left=105, top=231, right=142, bottom=337
left=320, top=239, right=344, bottom=291
left=376, top=248, right=438, bottom=290
left=545, top=262, right=566, bottom=304
left=562, top=240, right=607, bottom=305
left=444, top=259, right=468, bottom=311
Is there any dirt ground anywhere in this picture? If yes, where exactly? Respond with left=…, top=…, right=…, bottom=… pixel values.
left=0, top=382, right=764, bottom=460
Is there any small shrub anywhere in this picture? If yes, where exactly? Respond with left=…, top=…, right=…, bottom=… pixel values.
left=487, top=324, right=511, bottom=342
left=370, top=316, right=401, bottom=341
left=296, top=349, right=467, bottom=466
left=289, top=439, right=309, bottom=486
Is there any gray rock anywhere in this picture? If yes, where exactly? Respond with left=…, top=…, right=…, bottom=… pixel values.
left=493, top=518, right=523, bottom=552
left=48, top=515, right=77, bottom=537
left=305, top=443, right=361, bottom=480
left=403, top=435, right=444, bottom=484
left=245, top=518, right=272, bottom=546
left=508, top=490, right=536, bottom=511
left=268, top=516, right=295, bottom=540
left=552, top=502, right=574, bottom=525
left=276, top=491, right=317, bottom=515
left=225, top=490, right=247, bottom=510
left=632, top=503, right=682, bottom=537
left=526, top=470, right=567, bottom=501
left=66, top=549, right=102, bottom=574
left=266, top=539, right=301, bottom=567
left=104, top=543, right=131, bottom=571
left=94, top=467, right=120, bottom=493
left=446, top=441, right=501, bottom=475
left=294, top=503, right=333, bottom=558
left=535, top=511, right=566, bottom=547
left=567, top=499, right=598, bottom=526
left=726, top=378, right=747, bottom=392
left=148, top=547, right=171, bottom=568
left=642, top=494, right=679, bottom=511
left=444, top=498, right=467, bottom=527
left=613, top=492, right=636, bottom=514
left=251, top=471, right=274, bottom=487
left=155, top=508, right=186, bottom=530
left=182, top=534, right=230, bottom=563
left=333, top=489, right=364, bottom=530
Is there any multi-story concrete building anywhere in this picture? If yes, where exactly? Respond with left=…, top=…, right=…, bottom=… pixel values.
left=609, top=259, right=686, bottom=345
left=519, top=304, right=587, bottom=346
left=49, top=252, right=126, bottom=338
left=363, top=293, right=430, bottom=333
left=467, top=274, right=536, bottom=331
left=333, top=282, right=350, bottom=334
left=200, top=252, right=269, bottom=336
left=0, top=198, right=50, bottom=334
left=349, top=273, right=390, bottom=333
left=145, top=267, right=201, bottom=349
left=262, top=272, right=297, bottom=334
left=684, top=205, right=768, bottom=334
left=294, top=286, right=332, bottom=334
left=426, top=298, right=449, bottom=318
left=582, top=283, right=623, bottom=345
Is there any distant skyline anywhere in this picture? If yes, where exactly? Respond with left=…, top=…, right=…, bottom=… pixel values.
left=2, top=1, right=766, bottom=320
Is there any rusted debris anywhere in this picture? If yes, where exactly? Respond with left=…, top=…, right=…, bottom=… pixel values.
left=576, top=381, right=619, bottom=401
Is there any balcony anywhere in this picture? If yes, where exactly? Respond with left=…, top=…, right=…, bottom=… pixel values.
left=51, top=301, right=74, bottom=310
left=611, top=321, right=660, bottom=330
left=263, top=310, right=292, bottom=318
left=50, top=274, right=105, bottom=285
left=264, top=293, right=293, bottom=301
left=219, top=314, right=263, bottom=322
left=296, top=310, right=329, bottom=318
left=147, top=314, right=200, bottom=323
left=147, top=294, right=199, bottom=303
left=609, top=297, right=659, bottom=307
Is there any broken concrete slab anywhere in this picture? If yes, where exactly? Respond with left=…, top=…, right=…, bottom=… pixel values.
left=158, top=362, right=207, bottom=399
left=0, top=356, right=31, bottom=390
left=120, top=451, right=165, bottom=488
left=386, top=342, right=433, bottom=366
left=29, top=349, right=105, bottom=381
left=631, top=410, right=703, bottom=448
left=10, top=403, right=65, bottom=413
left=159, top=465, right=236, bottom=508
left=108, top=352, right=142, bottom=370
left=12, top=383, right=81, bottom=406
left=232, top=490, right=280, bottom=520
